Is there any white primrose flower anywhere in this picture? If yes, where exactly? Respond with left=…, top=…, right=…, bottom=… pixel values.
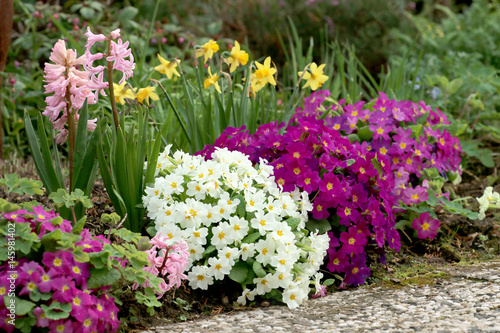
left=228, top=216, right=249, bottom=242
left=145, top=147, right=325, bottom=309
left=186, top=181, right=207, bottom=200
left=179, top=198, right=208, bottom=229
left=244, top=190, right=266, bottom=212
left=207, top=256, right=232, bottom=280
left=274, top=271, right=294, bottom=289
left=254, top=273, right=279, bottom=295
left=187, top=227, right=208, bottom=245
left=282, top=286, right=307, bottom=309
left=270, top=249, right=296, bottom=273
left=210, top=223, right=234, bottom=249
left=186, top=242, right=204, bottom=265
left=240, top=243, right=256, bottom=261
left=255, top=237, right=277, bottom=265
left=270, top=222, right=295, bottom=244
left=237, top=288, right=257, bottom=306
left=477, top=186, right=500, bottom=220
left=188, top=266, right=213, bottom=290
left=250, top=211, right=278, bottom=235
left=218, top=247, right=240, bottom=266
left=163, top=174, right=185, bottom=194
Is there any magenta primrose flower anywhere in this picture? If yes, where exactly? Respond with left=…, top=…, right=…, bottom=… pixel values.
left=412, top=212, right=440, bottom=239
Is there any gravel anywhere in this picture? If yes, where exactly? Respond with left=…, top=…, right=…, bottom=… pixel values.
left=142, top=261, right=500, bottom=333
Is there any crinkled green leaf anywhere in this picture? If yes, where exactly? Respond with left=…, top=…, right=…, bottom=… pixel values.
left=87, top=267, right=121, bottom=289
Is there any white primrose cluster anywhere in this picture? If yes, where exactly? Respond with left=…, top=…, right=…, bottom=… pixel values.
left=143, top=146, right=329, bottom=308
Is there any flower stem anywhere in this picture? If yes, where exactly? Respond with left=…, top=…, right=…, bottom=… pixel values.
left=107, top=38, right=119, bottom=129
left=65, top=84, right=76, bottom=192
left=158, top=247, right=170, bottom=277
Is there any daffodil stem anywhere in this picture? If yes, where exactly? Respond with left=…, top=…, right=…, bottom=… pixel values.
left=107, top=38, right=119, bottom=130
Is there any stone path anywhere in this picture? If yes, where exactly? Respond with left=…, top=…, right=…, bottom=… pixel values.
left=142, top=261, right=500, bottom=333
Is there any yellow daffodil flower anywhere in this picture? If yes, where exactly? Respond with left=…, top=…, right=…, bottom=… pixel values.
left=298, top=62, right=329, bottom=91
left=113, top=81, right=136, bottom=105
left=154, top=54, right=181, bottom=79
left=204, top=67, right=221, bottom=94
left=227, top=41, right=249, bottom=73
left=254, top=56, right=277, bottom=86
left=195, top=40, right=219, bottom=63
left=136, top=86, right=159, bottom=105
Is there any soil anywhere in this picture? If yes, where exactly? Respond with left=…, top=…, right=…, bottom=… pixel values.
left=1, top=157, right=499, bottom=332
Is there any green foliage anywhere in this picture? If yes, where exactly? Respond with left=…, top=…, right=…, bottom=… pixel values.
left=389, top=0, right=500, bottom=164
left=49, top=188, right=92, bottom=210
left=0, top=173, right=43, bottom=196
left=96, top=108, right=162, bottom=233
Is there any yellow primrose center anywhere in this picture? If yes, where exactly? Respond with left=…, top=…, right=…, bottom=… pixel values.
left=411, top=194, right=419, bottom=200
left=333, top=124, right=340, bottom=130
left=293, top=168, right=301, bottom=175
left=380, top=147, right=388, bottom=155
left=317, top=204, right=323, bottom=212
left=348, top=237, right=356, bottom=245
left=197, top=275, right=205, bottom=281
left=73, top=266, right=81, bottom=274
left=54, top=258, right=62, bottom=266
left=215, top=264, right=222, bottom=271
left=377, top=128, right=384, bottom=134
left=345, top=207, right=351, bottom=216
left=277, top=230, right=284, bottom=237
left=84, top=319, right=92, bottom=327
left=73, top=297, right=81, bottom=306
left=260, top=219, right=266, bottom=226
left=233, top=225, right=241, bottom=231
left=400, top=143, right=407, bottom=149
left=359, top=167, right=366, bottom=174
left=327, top=183, right=333, bottom=190
left=166, top=210, right=172, bottom=216
left=422, top=222, right=430, bottom=231
left=290, top=294, right=296, bottom=301
left=0, top=287, right=5, bottom=295
left=304, top=178, right=311, bottom=185
left=333, top=258, right=340, bottom=265
left=293, top=152, right=301, bottom=158
left=352, top=267, right=359, bottom=274
left=262, top=248, right=269, bottom=255
left=57, top=325, right=65, bottom=332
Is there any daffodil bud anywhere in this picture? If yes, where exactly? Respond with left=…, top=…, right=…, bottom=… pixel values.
left=221, top=51, right=231, bottom=59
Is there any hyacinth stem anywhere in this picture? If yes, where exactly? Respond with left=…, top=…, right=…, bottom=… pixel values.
left=107, top=39, right=119, bottom=129
left=158, top=247, right=171, bottom=277
left=66, top=101, right=76, bottom=193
